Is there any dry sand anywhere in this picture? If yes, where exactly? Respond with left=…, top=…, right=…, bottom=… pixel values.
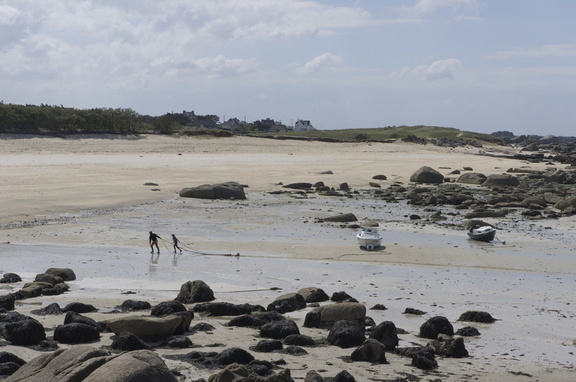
left=0, top=134, right=575, bottom=381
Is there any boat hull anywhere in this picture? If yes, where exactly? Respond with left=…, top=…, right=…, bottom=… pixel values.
left=356, top=228, right=382, bottom=250
left=467, top=226, right=496, bottom=242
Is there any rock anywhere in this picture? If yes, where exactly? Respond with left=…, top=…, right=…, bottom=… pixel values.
left=283, top=334, right=315, bottom=346
left=403, top=307, right=426, bottom=315
left=457, top=172, right=487, bottom=184
left=326, top=321, right=365, bottom=349
left=368, top=321, right=398, bottom=351
left=282, top=182, right=313, bottom=190
left=0, top=362, right=22, bottom=377
left=368, top=182, right=381, bottom=188
left=4, top=319, right=46, bottom=346
left=34, top=273, right=64, bottom=286
left=464, top=209, right=508, bottom=219
left=350, top=338, right=387, bottom=363
left=411, top=347, right=437, bottom=370
left=482, top=174, right=520, bottom=187
left=430, top=336, right=469, bottom=358
left=119, top=299, right=151, bottom=312
left=304, top=370, right=324, bottom=382
left=150, top=301, right=187, bottom=316
left=260, top=320, right=300, bottom=339
left=164, top=335, right=193, bottom=348
left=110, top=331, right=151, bottom=351
left=419, top=316, right=454, bottom=339
left=0, top=294, right=15, bottom=311
left=191, top=322, right=215, bottom=332
left=214, top=347, right=255, bottom=366
left=62, top=302, right=97, bottom=314
left=555, top=196, right=576, bottom=211
left=333, top=370, right=356, bottom=382
left=456, top=326, right=481, bottom=336
left=297, top=287, right=329, bottom=303
left=372, top=175, right=387, bottom=180
left=370, top=304, right=387, bottom=311
left=64, top=311, right=103, bottom=331
left=280, top=345, right=308, bottom=356
left=410, top=166, right=445, bottom=184
left=105, top=315, right=185, bottom=342
left=330, top=291, right=355, bottom=302
left=0, top=273, right=21, bottom=283
left=30, top=303, right=63, bottom=316
left=175, top=280, right=215, bottom=304
left=253, top=339, right=283, bottom=352
left=0, top=352, right=26, bottom=367
left=193, top=302, right=264, bottom=316
left=458, top=310, right=496, bottom=323
left=44, top=267, right=76, bottom=281
left=304, top=302, right=366, bottom=329
left=19, top=282, right=50, bottom=298
left=53, top=323, right=100, bottom=344
left=227, top=312, right=285, bottom=328
left=179, top=181, right=246, bottom=200
left=267, top=293, right=306, bottom=313
left=339, top=183, right=350, bottom=191
left=322, top=213, right=357, bottom=222
left=207, top=363, right=293, bottom=382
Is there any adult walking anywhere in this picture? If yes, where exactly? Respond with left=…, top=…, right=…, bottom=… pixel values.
left=149, top=231, right=161, bottom=254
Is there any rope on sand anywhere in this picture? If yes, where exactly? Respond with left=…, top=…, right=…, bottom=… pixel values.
left=161, top=239, right=239, bottom=257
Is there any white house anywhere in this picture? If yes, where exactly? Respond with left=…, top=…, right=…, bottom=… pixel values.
left=293, top=119, right=315, bottom=132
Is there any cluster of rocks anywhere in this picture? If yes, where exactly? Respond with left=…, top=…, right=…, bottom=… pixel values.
left=0, top=271, right=497, bottom=381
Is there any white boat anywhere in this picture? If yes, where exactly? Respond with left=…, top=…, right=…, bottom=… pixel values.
left=356, top=227, right=382, bottom=251
left=467, top=225, right=496, bottom=242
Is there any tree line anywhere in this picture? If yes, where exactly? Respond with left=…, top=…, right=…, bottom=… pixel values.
left=0, top=103, right=141, bottom=135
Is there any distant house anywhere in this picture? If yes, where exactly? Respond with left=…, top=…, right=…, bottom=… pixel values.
left=269, top=122, right=288, bottom=132
left=182, top=110, right=218, bottom=129
left=293, top=119, right=315, bottom=132
left=220, top=118, right=243, bottom=130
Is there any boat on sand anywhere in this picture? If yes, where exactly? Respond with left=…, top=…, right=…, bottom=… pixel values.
left=467, top=225, right=496, bottom=242
left=356, top=227, right=382, bottom=250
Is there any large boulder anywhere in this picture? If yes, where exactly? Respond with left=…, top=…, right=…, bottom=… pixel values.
left=0, top=273, right=21, bottom=284
left=44, top=268, right=76, bottom=281
left=482, top=174, right=520, bottom=187
left=110, top=331, right=151, bottom=351
left=4, top=319, right=46, bottom=346
left=179, top=182, right=246, bottom=200
left=555, top=196, right=576, bottom=211
left=62, top=302, right=97, bottom=314
left=53, top=323, right=100, bottom=344
left=326, top=321, right=365, bottom=349
left=350, top=338, right=387, bottom=363
left=419, top=316, right=454, bottom=339
left=6, top=346, right=177, bottom=382
left=410, top=166, right=445, bottom=184
left=368, top=321, right=399, bottom=351
left=34, top=273, right=64, bottom=286
left=303, top=302, right=366, bottom=329
left=322, top=213, right=357, bottom=223
left=457, top=172, right=487, bottom=185
left=175, top=280, right=215, bottom=304
left=260, top=320, right=300, bottom=339
left=267, top=293, right=306, bottom=314
left=105, top=315, right=185, bottom=342
left=297, top=287, right=329, bottom=303
left=0, top=294, right=15, bottom=311
left=119, top=300, right=151, bottom=312
left=150, top=301, right=187, bottom=316
left=430, top=337, right=469, bottom=358
left=458, top=311, right=496, bottom=323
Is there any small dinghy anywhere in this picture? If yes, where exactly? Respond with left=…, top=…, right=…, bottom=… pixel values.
left=467, top=225, right=496, bottom=242
left=356, top=227, right=382, bottom=251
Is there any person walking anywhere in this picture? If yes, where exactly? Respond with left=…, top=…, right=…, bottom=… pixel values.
left=149, top=231, right=161, bottom=254
left=171, top=234, right=182, bottom=253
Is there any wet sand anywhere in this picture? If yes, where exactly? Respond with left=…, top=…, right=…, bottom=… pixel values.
left=0, top=134, right=575, bottom=381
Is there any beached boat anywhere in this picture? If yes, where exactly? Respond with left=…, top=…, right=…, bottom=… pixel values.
left=356, top=227, right=382, bottom=250
left=467, top=225, right=496, bottom=242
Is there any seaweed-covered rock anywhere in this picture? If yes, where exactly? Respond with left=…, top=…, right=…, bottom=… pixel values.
left=458, top=310, right=496, bottom=323
left=350, top=339, right=387, bottom=363
left=419, top=316, right=454, bottom=339
left=260, top=320, right=300, bottom=339
left=326, top=321, right=365, bottom=349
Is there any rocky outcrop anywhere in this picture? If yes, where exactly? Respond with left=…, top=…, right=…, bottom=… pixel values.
left=179, top=182, right=246, bottom=200
left=5, top=346, right=178, bottom=382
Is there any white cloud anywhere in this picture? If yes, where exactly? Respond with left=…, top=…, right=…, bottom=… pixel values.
left=395, top=58, right=462, bottom=81
left=301, top=53, right=342, bottom=73
left=400, top=0, right=478, bottom=19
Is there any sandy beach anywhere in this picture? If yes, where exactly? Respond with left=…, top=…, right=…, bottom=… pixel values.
left=0, top=134, right=575, bottom=381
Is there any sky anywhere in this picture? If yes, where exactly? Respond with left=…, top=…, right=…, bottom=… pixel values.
left=1, top=0, right=575, bottom=136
